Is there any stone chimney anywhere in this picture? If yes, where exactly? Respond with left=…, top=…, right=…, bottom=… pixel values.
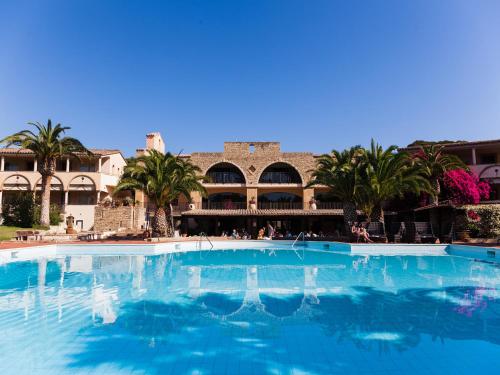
left=146, top=132, right=165, bottom=153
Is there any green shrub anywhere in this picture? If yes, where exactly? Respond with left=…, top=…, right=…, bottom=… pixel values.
left=1, top=192, right=37, bottom=227
left=33, top=203, right=63, bottom=226
left=1, top=192, right=62, bottom=227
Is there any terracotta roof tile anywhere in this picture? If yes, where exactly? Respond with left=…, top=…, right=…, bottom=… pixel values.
left=0, top=148, right=121, bottom=156
left=181, top=208, right=345, bottom=216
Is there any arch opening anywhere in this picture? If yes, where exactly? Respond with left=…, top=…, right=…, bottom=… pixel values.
left=206, top=162, right=246, bottom=184
left=259, top=162, right=302, bottom=184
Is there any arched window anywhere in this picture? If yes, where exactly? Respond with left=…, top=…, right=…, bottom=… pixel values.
left=259, top=163, right=302, bottom=184
left=258, top=192, right=302, bottom=209
left=2, top=175, right=31, bottom=191
left=206, top=163, right=246, bottom=184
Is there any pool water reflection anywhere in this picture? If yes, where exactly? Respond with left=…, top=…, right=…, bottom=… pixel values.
left=0, top=249, right=499, bottom=374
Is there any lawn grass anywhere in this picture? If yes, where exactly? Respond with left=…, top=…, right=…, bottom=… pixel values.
left=0, top=226, right=25, bottom=241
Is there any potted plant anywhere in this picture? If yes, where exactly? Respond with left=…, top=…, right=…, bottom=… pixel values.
left=309, top=197, right=317, bottom=210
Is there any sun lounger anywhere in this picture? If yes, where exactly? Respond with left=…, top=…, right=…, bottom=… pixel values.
left=388, top=222, right=405, bottom=243
left=366, top=222, right=388, bottom=243
left=412, top=222, right=438, bottom=243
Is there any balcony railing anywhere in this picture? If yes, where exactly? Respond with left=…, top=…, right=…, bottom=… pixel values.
left=206, top=172, right=244, bottom=184
left=258, top=202, right=303, bottom=209
left=316, top=202, right=343, bottom=209
left=259, top=172, right=299, bottom=184
left=202, top=201, right=247, bottom=210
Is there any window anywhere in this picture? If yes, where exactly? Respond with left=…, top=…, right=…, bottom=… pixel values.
left=479, top=154, right=497, bottom=164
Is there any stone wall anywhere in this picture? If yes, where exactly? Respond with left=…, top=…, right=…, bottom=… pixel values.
left=94, top=206, right=146, bottom=232
left=189, top=141, right=317, bottom=186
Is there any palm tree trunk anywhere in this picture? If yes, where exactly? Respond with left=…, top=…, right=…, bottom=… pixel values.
left=342, top=201, right=357, bottom=225
left=152, top=207, right=167, bottom=237
left=430, top=178, right=440, bottom=205
left=370, top=205, right=384, bottom=223
left=166, top=203, right=175, bottom=237
left=40, top=174, right=52, bottom=227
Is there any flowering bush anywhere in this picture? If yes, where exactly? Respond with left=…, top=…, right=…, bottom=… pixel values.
left=443, top=169, right=491, bottom=205
left=467, top=210, right=480, bottom=222
left=464, top=204, right=500, bottom=238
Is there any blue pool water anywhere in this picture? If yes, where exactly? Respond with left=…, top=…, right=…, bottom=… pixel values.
left=0, top=246, right=499, bottom=374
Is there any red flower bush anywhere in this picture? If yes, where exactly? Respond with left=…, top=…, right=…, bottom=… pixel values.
left=443, top=169, right=491, bottom=205
left=467, top=210, right=480, bottom=222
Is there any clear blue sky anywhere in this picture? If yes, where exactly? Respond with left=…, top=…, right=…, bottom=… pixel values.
left=1, top=0, right=499, bottom=156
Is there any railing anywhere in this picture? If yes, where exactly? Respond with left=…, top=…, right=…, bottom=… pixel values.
left=316, top=202, right=343, bottom=209
left=198, top=232, right=213, bottom=250
left=259, top=172, right=300, bottom=184
left=258, top=202, right=303, bottom=210
left=206, top=172, right=244, bottom=184
left=202, top=201, right=247, bottom=210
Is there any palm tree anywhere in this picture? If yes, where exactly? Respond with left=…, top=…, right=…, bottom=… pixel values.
left=358, top=140, right=432, bottom=222
left=307, top=146, right=364, bottom=225
left=114, top=150, right=207, bottom=237
left=413, top=144, right=467, bottom=205
left=1, top=120, right=90, bottom=227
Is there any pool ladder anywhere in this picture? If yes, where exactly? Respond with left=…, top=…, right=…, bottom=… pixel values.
left=198, top=232, right=214, bottom=250
left=292, top=232, right=305, bottom=260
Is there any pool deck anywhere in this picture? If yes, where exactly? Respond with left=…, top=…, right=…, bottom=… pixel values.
left=1, top=238, right=499, bottom=252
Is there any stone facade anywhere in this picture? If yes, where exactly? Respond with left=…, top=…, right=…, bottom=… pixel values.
left=94, top=206, right=146, bottom=232
left=189, top=142, right=316, bottom=186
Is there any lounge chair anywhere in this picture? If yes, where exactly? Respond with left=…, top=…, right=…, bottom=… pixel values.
left=412, top=222, right=438, bottom=243
left=366, top=222, right=387, bottom=243
left=388, top=222, right=405, bottom=243
left=440, top=223, right=454, bottom=243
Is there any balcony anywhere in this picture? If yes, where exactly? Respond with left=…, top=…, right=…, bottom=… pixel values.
left=258, top=202, right=303, bottom=210
left=316, top=202, right=343, bottom=209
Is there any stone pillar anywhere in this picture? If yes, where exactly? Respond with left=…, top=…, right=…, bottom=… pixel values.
left=66, top=158, right=70, bottom=172
left=98, top=158, right=102, bottom=173
left=246, top=188, right=258, bottom=209
left=33, top=159, right=38, bottom=172
left=472, top=148, right=477, bottom=165
left=64, top=191, right=69, bottom=206
left=0, top=156, right=4, bottom=171
left=303, top=188, right=315, bottom=210
left=96, top=191, right=101, bottom=203
left=191, top=191, right=202, bottom=209
left=0, top=191, right=3, bottom=213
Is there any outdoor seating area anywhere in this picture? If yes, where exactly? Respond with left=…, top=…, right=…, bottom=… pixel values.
left=14, top=230, right=43, bottom=241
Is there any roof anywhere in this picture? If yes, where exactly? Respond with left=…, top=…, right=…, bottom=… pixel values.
left=181, top=208, right=347, bottom=216
left=401, top=138, right=500, bottom=152
left=0, top=148, right=122, bottom=157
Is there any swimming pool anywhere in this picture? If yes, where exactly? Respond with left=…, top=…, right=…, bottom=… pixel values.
left=0, top=241, right=498, bottom=374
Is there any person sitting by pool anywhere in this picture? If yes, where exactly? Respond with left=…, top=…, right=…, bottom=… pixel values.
left=350, top=222, right=371, bottom=242
left=257, top=227, right=265, bottom=240
left=231, top=229, right=239, bottom=239
left=353, top=222, right=373, bottom=243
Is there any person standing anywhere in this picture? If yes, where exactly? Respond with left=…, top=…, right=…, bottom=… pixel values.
left=266, top=222, right=275, bottom=239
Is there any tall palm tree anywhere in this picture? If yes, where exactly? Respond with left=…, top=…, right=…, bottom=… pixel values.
left=307, top=146, right=364, bottom=225
left=1, top=120, right=90, bottom=227
left=358, top=140, right=432, bottom=222
left=413, top=144, right=467, bottom=205
left=114, top=150, right=207, bottom=237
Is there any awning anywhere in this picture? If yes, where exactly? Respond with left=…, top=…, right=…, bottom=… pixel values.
left=181, top=208, right=345, bottom=217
